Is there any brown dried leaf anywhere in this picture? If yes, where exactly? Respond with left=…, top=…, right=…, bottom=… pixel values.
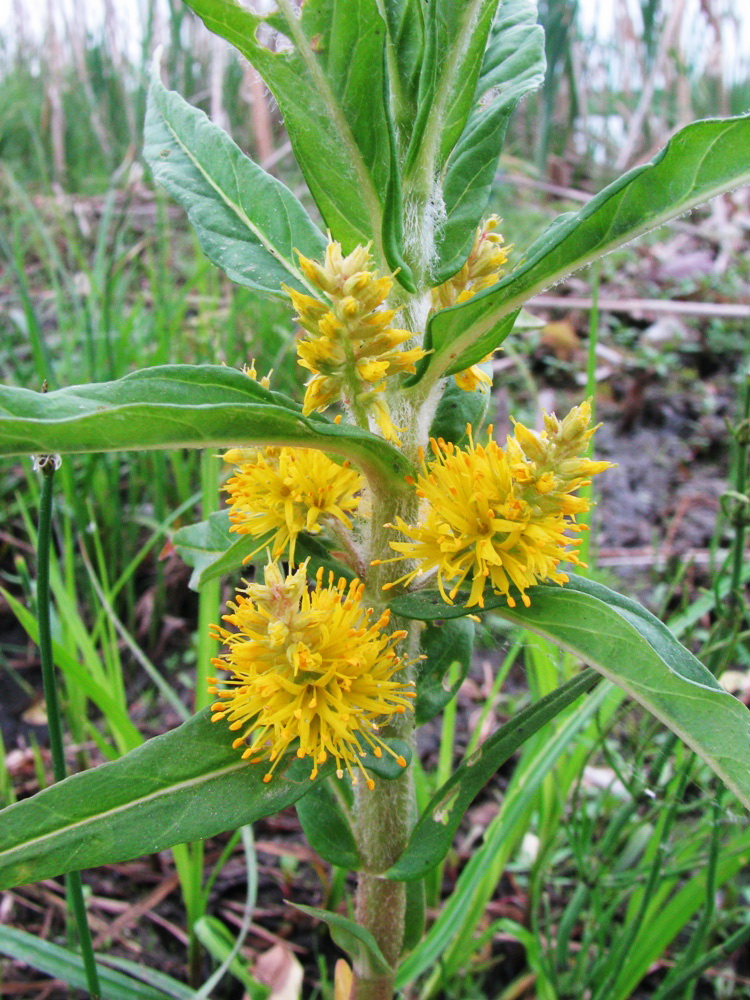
left=254, top=943, right=303, bottom=1000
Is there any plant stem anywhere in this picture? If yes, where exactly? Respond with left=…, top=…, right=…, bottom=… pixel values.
left=351, top=485, right=420, bottom=999
left=37, top=460, right=101, bottom=1000
left=353, top=766, right=413, bottom=998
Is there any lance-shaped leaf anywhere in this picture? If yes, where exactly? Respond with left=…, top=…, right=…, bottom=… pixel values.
left=434, top=0, right=545, bottom=281
left=144, top=62, right=326, bottom=297
left=390, top=574, right=750, bottom=811
left=182, top=0, right=391, bottom=260
left=417, top=114, right=750, bottom=381
left=0, top=365, right=415, bottom=492
left=389, top=668, right=599, bottom=880
left=406, top=0, right=502, bottom=176
left=296, top=780, right=361, bottom=870
left=0, top=710, right=328, bottom=890
left=289, top=904, right=392, bottom=977
left=379, top=0, right=425, bottom=130
left=0, top=711, right=411, bottom=890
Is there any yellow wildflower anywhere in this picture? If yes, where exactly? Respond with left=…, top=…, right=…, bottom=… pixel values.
left=209, top=562, right=415, bottom=788
left=431, top=217, right=512, bottom=392
left=381, top=402, right=612, bottom=609
left=242, top=358, right=272, bottom=389
left=284, top=241, right=426, bottom=443
left=223, top=447, right=364, bottom=564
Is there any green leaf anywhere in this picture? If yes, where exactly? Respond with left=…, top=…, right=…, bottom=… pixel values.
left=390, top=574, right=750, bottom=811
left=428, top=366, right=492, bottom=445
left=420, top=114, right=750, bottom=380
left=144, top=62, right=326, bottom=298
left=380, top=0, right=425, bottom=128
left=406, top=0, right=502, bottom=176
left=0, top=364, right=415, bottom=492
left=173, top=511, right=355, bottom=591
left=0, top=709, right=332, bottom=890
left=0, top=927, right=191, bottom=1000
left=296, top=779, right=361, bottom=870
left=173, top=510, right=260, bottom=591
left=381, top=46, right=416, bottom=292
left=389, top=669, right=599, bottom=880
left=289, top=902, right=392, bottom=977
left=434, top=0, right=545, bottom=281
left=182, top=0, right=391, bottom=259
left=415, top=618, right=475, bottom=724
left=396, top=680, right=615, bottom=985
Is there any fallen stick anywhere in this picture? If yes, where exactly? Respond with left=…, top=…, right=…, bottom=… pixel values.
left=529, top=294, right=750, bottom=320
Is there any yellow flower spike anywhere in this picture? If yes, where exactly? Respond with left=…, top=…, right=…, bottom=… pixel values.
left=285, top=241, right=427, bottom=445
left=431, top=216, right=512, bottom=391
left=508, top=400, right=616, bottom=499
left=209, top=561, right=416, bottom=787
left=222, top=447, right=364, bottom=565
left=384, top=404, right=612, bottom=609
left=301, top=375, right=342, bottom=415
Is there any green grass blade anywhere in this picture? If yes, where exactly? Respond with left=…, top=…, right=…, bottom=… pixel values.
left=0, top=926, right=188, bottom=1000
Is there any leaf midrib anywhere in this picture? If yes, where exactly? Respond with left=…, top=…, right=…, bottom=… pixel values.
left=426, top=141, right=750, bottom=381
left=0, top=758, right=251, bottom=872
left=276, top=0, right=385, bottom=263
left=155, top=89, right=316, bottom=295
left=496, top=594, right=750, bottom=807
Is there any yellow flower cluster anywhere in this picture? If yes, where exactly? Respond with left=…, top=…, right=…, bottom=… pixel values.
left=431, top=216, right=512, bottom=392
left=284, top=242, right=426, bottom=444
left=209, top=562, right=415, bottom=787
left=222, top=446, right=364, bottom=565
left=380, top=402, right=612, bottom=609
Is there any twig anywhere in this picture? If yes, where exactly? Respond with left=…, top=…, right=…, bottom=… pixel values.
left=529, top=294, right=750, bottom=320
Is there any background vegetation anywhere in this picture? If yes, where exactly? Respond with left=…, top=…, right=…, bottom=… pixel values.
left=1, top=0, right=749, bottom=997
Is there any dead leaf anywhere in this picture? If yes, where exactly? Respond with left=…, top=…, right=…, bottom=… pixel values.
left=21, top=699, right=48, bottom=726
left=254, top=943, right=303, bottom=1000
left=334, top=958, right=353, bottom=1000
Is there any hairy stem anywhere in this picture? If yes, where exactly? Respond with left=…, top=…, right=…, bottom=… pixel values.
left=351, top=482, right=420, bottom=999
